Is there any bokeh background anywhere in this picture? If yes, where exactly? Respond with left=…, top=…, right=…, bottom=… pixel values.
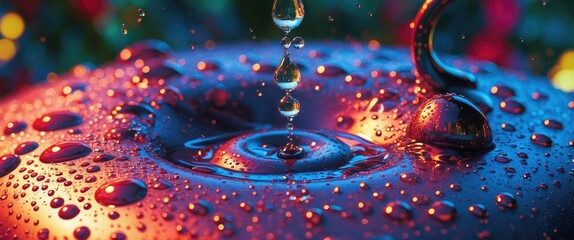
left=0, top=0, right=573, bottom=96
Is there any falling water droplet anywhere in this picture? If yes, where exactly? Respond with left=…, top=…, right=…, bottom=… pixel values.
left=427, top=200, right=457, bottom=222
left=39, top=141, right=92, bottom=163
left=121, top=23, right=128, bottom=35
left=58, top=204, right=81, bottom=219
left=274, top=55, right=301, bottom=91
left=14, top=141, right=39, bottom=155
left=33, top=111, right=82, bottom=131
left=292, top=36, right=305, bottom=49
left=278, top=94, right=301, bottom=118
left=0, top=154, right=20, bottom=177
left=531, top=134, right=553, bottom=147
left=95, top=178, right=147, bottom=207
left=272, top=0, right=305, bottom=33
left=383, top=201, right=412, bottom=220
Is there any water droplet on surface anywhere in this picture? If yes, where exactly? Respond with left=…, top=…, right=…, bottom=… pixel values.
left=39, top=141, right=92, bottom=163
left=93, top=153, right=115, bottom=163
left=501, top=123, right=516, bottom=132
left=278, top=94, right=300, bottom=118
left=37, top=228, right=49, bottom=239
left=110, top=232, right=127, bottom=240
left=274, top=55, right=301, bottom=91
left=494, top=155, right=511, bottom=163
left=427, top=200, right=457, bottom=222
left=118, top=40, right=171, bottom=61
left=138, top=8, right=145, bottom=17
left=406, top=94, right=493, bottom=151
left=543, top=119, right=562, bottom=129
left=468, top=204, right=488, bottom=218
left=95, top=178, right=147, bottom=207
left=272, top=0, right=305, bottom=32
left=58, top=204, right=80, bottom=219
left=383, top=201, right=412, bottom=220
left=344, top=74, right=367, bottom=86
left=33, top=111, right=82, bottom=131
left=14, top=141, right=39, bottom=155
left=495, top=192, right=517, bottom=209
left=111, top=102, right=156, bottom=127
left=292, top=36, right=305, bottom=49
left=304, top=208, right=323, bottom=225
left=4, top=121, right=27, bottom=135
left=73, top=226, right=91, bottom=240
left=188, top=200, right=211, bottom=215
left=0, top=154, right=20, bottom=177
left=490, top=85, right=515, bottom=98
left=499, top=98, right=525, bottom=114
left=531, top=134, right=553, bottom=147
left=50, top=197, right=65, bottom=208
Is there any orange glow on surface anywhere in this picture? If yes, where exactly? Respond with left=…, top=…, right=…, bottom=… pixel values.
left=316, top=65, right=326, bottom=74
left=62, top=86, right=73, bottom=95
left=428, top=208, right=435, bottom=215
left=385, top=206, right=393, bottom=214
left=368, top=40, right=380, bottom=50
left=252, top=63, right=261, bottom=72
left=197, top=61, right=207, bottom=71
left=72, top=65, right=87, bottom=77
left=119, top=49, right=132, bottom=60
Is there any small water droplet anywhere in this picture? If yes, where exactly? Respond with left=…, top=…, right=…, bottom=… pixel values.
left=138, top=8, right=145, bottom=17
left=495, top=192, right=517, bottom=209
left=427, top=200, right=457, bottom=222
left=501, top=123, right=516, bottom=132
left=110, top=232, right=127, bottom=240
left=304, top=208, right=323, bottom=225
left=468, top=204, right=488, bottom=218
left=328, top=16, right=334, bottom=22
left=292, top=36, right=304, bottom=49
left=14, top=141, right=39, bottom=155
left=188, top=200, right=211, bottom=215
left=33, top=111, right=82, bottom=131
left=531, top=134, right=553, bottom=147
left=543, top=119, right=562, bottom=129
left=4, top=121, right=27, bottom=135
left=0, top=154, right=20, bottom=177
left=356, top=3, right=361, bottom=8
left=281, top=36, right=291, bottom=49
left=383, top=201, right=412, bottom=220
left=499, top=98, right=525, bottom=114
left=50, top=197, right=65, bottom=208
left=39, top=141, right=92, bottom=163
left=95, top=178, right=147, bottom=207
left=490, top=85, right=515, bottom=98
left=58, top=204, right=80, bottom=219
left=73, top=226, right=91, bottom=240
left=494, top=155, right=511, bottom=163
left=37, top=228, right=50, bottom=239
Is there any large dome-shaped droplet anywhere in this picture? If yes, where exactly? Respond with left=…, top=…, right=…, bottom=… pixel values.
left=95, top=178, right=147, bottom=207
left=407, top=94, right=493, bottom=150
left=33, top=111, right=82, bottom=131
left=278, top=94, right=300, bottom=118
left=0, top=154, right=20, bottom=177
left=39, top=141, right=92, bottom=163
left=274, top=55, right=301, bottom=91
left=272, top=0, right=304, bottom=33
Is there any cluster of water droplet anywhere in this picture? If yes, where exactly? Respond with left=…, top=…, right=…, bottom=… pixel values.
left=272, top=0, right=306, bottom=159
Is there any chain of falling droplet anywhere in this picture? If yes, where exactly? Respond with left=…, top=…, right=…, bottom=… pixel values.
left=282, top=32, right=295, bottom=144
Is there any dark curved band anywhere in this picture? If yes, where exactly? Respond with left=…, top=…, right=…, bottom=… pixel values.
left=411, top=0, right=477, bottom=90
